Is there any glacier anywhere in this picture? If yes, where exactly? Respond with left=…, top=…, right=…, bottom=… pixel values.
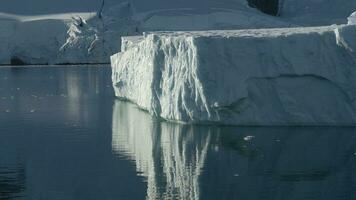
left=111, top=23, right=356, bottom=125
left=3, top=0, right=356, bottom=65
left=0, top=2, right=137, bottom=65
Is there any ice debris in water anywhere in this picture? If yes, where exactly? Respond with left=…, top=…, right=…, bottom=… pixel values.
left=244, top=136, right=255, bottom=141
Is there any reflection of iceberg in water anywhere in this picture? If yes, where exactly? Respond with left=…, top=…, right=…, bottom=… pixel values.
left=112, top=101, right=210, bottom=200
left=112, top=100, right=356, bottom=200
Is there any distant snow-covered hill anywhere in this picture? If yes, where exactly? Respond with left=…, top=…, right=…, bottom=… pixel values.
left=0, top=0, right=355, bottom=65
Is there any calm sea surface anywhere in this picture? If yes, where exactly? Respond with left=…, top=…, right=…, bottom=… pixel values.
left=0, top=66, right=356, bottom=200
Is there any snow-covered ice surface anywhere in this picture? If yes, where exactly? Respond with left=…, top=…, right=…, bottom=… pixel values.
left=0, top=2, right=137, bottom=65
left=111, top=24, right=356, bottom=125
left=0, top=0, right=290, bottom=65
left=135, top=8, right=290, bottom=32
left=280, top=0, right=356, bottom=26
left=2, top=0, right=356, bottom=65
left=0, top=12, right=96, bottom=65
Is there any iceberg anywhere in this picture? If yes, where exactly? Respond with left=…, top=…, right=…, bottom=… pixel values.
left=56, top=2, right=138, bottom=64
left=349, top=12, right=356, bottom=25
left=0, top=13, right=73, bottom=65
left=2, top=0, right=356, bottom=65
left=111, top=24, right=356, bottom=126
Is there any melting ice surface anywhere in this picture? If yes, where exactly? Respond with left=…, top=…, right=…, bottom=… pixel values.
left=1, top=66, right=356, bottom=200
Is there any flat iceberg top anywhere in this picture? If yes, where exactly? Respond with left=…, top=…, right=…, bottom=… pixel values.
left=126, top=25, right=340, bottom=40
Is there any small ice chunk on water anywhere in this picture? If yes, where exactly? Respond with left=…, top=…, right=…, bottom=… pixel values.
left=244, top=136, right=255, bottom=141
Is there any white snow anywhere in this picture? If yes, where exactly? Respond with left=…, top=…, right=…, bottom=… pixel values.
left=111, top=24, right=356, bottom=125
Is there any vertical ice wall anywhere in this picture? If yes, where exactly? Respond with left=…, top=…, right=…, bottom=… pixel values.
left=111, top=24, right=356, bottom=125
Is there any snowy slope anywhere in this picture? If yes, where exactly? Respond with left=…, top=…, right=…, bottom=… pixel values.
left=1, top=0, right=356, bottom=65
left=0, top=12, right=96, bottom=65
left=111, top=23, right=356, bottom=125
left=136, top=8, right=289, bottom=32
left=0, top=1, right=289, bottom=65
left=280, top=0, right=356, bottom=25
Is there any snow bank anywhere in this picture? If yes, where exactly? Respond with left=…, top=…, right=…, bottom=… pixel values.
left=111, top=24, right=356, bottom=125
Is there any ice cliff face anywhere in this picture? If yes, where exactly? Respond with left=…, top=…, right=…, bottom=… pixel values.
left=111, top=24, right=356, bottom=125
left=0, top=15, right=70, bottom=65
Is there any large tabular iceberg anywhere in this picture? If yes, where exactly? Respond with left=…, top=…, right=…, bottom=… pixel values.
left=111, top=24, right=356, bottom=126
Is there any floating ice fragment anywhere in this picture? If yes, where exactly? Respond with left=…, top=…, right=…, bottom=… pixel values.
left=244, top=136, right=255, bottom=141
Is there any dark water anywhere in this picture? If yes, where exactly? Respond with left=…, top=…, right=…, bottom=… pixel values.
left=1, top=66, right=356, bottom=200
